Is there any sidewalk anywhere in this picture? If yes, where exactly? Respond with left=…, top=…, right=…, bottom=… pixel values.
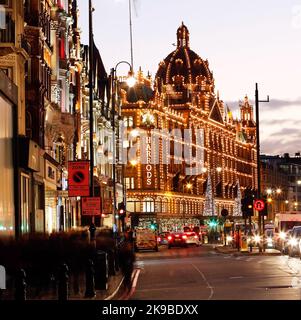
left=214, top=245, right=281, bottom=256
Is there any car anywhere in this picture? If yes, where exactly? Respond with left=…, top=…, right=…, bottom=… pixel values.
left=264, top=229, right=275, bottom=249
left=279, top=229, right=293, bottom=254
left=167, top=233, right=187, bottom=248
left=288, top=226, right=301, bottom=257
left=157, top=232, right=170, bottom=245
left=183, top=231, right=201, bottom=246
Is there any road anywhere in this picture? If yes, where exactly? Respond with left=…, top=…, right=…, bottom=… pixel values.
left=131, top=245, right=301, bottom=300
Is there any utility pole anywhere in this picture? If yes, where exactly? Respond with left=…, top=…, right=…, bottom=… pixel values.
left=255, top=83, right=269, bottom=252
left=89, top=0, right=95, bottom=224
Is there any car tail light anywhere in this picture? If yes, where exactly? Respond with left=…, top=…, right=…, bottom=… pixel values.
left=157, top=237, right=161, bottom=242
left=168, top=236, right=172, bottom=241
left=182, top=235, right=187, bottom=239
left=194, top=235, right=198, bottom=239
left=175, top=234, right=179, bottom=238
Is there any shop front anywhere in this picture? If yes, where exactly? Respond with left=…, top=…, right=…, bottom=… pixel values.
left=44, top=157, right=59, bottom=233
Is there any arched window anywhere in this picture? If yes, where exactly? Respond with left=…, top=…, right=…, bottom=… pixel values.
left=143, top=197, right=154, bottom=213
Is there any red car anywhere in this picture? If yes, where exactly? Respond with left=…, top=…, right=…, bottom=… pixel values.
left=167, top=233, right=188, bottom=248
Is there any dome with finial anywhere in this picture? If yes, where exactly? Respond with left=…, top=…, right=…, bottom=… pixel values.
left=155, top=23, right=214, bottom=93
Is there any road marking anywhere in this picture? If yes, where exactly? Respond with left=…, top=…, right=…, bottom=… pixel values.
left=121, top=269, right=141, bottom=300
left=236, top=257, right=242, bottom=260
left=229, top=276, right=243, bottom=279
left=191, top=264, right=214, bottom=300
left=246, top=257, right=254, bottom=262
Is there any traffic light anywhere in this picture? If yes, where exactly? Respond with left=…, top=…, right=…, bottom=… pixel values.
left=118, top=202, right=126, bottom=218
left=241, top=196, right=254, bottom=217
left=208, top=219, right=218, bottom=228
left=150, top=221, right=157, bottom=230
left=260, top=195, right=268, bottom=216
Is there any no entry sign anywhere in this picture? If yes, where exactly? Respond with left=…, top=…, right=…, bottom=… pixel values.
left=81, top=197, right=101, bottom=216
left=254, top=199, right=265, bottom=212
left=68, top=161, right=90, bottom=197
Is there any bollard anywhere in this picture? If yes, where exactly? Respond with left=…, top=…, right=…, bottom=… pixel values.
left=58, top=264, right=69, bottom=301
left=114, top=248, right=120, bottom=272
left=85, top=259, right=96, bottom=298
left=107, top=249, right=116, bottom=276
left=94, top=251, right=108, bottom=290
left=15, top=269, right=27, bottom=301
left=89, top=223, right=96, bottom=241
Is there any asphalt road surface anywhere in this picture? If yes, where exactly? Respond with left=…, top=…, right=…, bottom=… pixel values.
left=131, top=244, right=301, bottom=300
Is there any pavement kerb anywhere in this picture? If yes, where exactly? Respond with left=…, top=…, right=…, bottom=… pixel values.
left=104, top=275, right=125, bottom=300
left=118, top=268, right=141, bottom=300
left=214, top=246, right=282, bottom=256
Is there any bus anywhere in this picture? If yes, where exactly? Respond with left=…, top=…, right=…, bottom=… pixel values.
left=274, top=212, right=301, bottom=250
left=274, top=212, right=301, bottom=232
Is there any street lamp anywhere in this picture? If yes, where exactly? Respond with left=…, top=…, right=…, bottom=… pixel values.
left=111, top=61, right=136, bottom=236
left=296, top=180, right=301, bottom=211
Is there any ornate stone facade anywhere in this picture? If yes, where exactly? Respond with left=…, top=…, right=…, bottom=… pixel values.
left=122, top=24, right=257, bottom=229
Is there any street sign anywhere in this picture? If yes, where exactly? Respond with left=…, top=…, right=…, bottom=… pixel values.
left=103, top=199, right=113, bottom=214
left=68, top=161, right=90, bottom=197
left=254, top=199, right=265, bottom=212
left=81, top=197, right=101, bottom=216
left=221, top=209, right=229, bottom=217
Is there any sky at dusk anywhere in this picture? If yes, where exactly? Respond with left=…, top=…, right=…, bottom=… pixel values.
left=77, top=0, right=301, bottom=156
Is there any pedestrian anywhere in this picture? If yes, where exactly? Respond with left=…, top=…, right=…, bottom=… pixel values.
left=119, top=241, right=135, bottom=291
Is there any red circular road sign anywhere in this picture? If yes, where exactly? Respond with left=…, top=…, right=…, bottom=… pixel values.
left=254, top=199, right=265, bottom=211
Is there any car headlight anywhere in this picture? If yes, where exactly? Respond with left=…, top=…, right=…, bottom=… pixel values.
left=254, top=235, right=261, bottom=243
left=289, top=238, right=298, bottom=247
left=226, top=236, right=233, bottom=242
left=279, top=232, right=286, bottom=240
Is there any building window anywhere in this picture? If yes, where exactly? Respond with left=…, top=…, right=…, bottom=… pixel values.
left=123, top=116, right=134, bottom=128
left=21, top=174, right=30, bottom=234
left=125, top=177, right=135, bottom=190
left=143, top=197, right=154, bottom=213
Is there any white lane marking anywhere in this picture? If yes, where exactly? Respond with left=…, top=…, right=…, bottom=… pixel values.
left=236, top=257, right=242, bottom=260
left=229, top=276, right=243, bottom=279
left=246, top=258, right=254, bottom=262
left=191, top=264, right=214, bottom=300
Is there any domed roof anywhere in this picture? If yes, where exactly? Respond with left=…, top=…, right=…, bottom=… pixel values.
left=155, top=23, right=213, bottom=92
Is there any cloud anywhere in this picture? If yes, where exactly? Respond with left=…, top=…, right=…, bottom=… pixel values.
left=269, top=128, right=301, bottom=137
left=261, top=136, right=301, bottom=155
left=225, top=98, right=301, bottom=111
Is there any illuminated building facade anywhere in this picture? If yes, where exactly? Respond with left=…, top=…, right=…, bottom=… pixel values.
left=121, top=24, right=257, bottom=230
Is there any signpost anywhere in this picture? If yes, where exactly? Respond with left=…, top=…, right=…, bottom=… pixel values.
left=81, top=197, right=101, bottom=216
left=254, top=199, right=265, bottom=212
left=68, top=161, right=90, bottom=197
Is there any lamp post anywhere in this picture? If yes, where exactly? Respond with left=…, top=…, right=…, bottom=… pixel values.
left=88, top=0, right=95, bottom=231
left=296, top=180, right=301, bottom=211
left=111, top=61, right=136, bottom=237
left=255, top=83, right=269, bottom=252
